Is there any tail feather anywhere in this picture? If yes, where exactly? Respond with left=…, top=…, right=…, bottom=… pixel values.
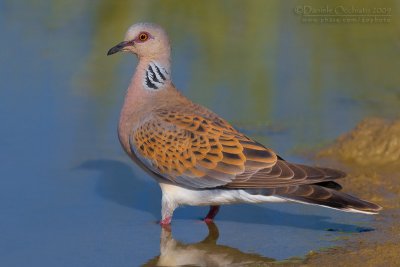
left=313, top=181, right=343, bottom=190
left=244, top=184, right=382, bottom=214
left=277, top=184, right=382, bottom=214
left=233, top=157, right=381, bottom=214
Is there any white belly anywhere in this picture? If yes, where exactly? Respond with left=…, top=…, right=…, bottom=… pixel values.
left=159, top=183, right=286, bottom=207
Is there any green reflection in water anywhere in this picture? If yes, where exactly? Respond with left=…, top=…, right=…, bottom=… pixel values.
left=77, top=0, right=399, bottom=154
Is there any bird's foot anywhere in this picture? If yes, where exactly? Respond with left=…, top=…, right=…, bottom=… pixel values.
left=204, top=217, right=214, bottom=224
left=159, top=216, right=172, bottom=226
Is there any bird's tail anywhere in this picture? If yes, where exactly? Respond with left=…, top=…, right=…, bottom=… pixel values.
left=245, top=184, right=382, bottom=214
left=276, top=184, right=382, bottom=214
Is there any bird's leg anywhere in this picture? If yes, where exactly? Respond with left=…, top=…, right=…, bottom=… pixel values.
left=204, top=205, right=220, bottom=223
left=160, top=194, right=177, bottom=226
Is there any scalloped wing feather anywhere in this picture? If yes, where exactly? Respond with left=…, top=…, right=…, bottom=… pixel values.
left=130, top=107, right=277, bottom=188
left=130, top=106, right=345, bottom=189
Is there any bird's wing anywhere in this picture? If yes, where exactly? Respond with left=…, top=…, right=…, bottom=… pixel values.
left=130, top=107, right=344, bottom=189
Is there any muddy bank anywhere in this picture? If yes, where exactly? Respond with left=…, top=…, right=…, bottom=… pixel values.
left=305, top=117, right=400, bottom=266
left=319, top=117, right=400, bottom=166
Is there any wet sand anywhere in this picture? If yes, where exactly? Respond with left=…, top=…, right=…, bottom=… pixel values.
left=306, top=118, right=400, bottom=266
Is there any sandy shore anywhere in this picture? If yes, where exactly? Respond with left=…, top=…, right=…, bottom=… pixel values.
left=304, top=117, right=400, bottom=266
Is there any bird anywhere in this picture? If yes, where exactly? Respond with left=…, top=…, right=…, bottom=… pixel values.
left=107, top=22, right=382, bottom=226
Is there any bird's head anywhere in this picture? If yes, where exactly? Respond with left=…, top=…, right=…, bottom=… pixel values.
left=107, top=22, right=171, bottom=59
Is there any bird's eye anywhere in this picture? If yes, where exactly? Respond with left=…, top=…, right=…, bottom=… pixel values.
left=138, top=32, right=149, bottom=42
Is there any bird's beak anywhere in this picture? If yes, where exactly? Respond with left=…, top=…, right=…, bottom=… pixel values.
left=107, top=41, right=132, bottom=56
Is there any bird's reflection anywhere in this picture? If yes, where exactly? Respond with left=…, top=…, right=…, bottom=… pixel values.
left=142, top=222, right=284, bottom=266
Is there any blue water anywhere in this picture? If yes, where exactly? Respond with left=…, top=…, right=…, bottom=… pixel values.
left=1, top=0, right=397, bottom=266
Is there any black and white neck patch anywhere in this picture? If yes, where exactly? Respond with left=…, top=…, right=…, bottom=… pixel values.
left=143, top=62, right=170, bottom=90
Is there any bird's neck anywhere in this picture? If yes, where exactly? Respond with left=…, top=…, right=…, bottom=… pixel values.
left=124, top=57, right=172, bottom=108
left=142, top=59, right=171, bottom=90
left=118, top=57, right=174, bottom=154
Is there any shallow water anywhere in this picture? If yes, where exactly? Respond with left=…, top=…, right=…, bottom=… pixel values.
left=1, top=0, right=399, bottom=266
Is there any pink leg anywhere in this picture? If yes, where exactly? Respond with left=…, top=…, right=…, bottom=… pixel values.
left=204, top=205, right=220, bottom=223
left=160, top=194, right=176, bottom=227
